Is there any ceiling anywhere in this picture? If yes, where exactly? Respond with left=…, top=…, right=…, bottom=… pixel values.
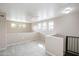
left=0, top=3, right=79, bottom=23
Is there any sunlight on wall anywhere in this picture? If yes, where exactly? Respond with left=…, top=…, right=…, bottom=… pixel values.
left=11, top=23, right=26, bottom=28
left=22, top=24, right=26, bottom=28
left=11, top=23, right=16, bottom=28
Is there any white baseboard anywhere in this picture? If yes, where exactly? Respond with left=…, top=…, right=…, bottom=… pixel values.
left=46, top=50, right=56, bottom=56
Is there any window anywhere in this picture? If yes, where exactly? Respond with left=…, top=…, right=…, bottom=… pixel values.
left=33, top=24, right=37, bottom=31
left=42, top=22, right=47, bottom=31
left=32, top=20, right=54, bottom=32
left=48, top=21, right=54, bottom=31
left=38, top=23, right=42, bottom=30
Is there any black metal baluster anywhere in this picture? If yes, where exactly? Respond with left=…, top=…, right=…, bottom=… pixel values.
left=77, top=38, right=78, bottom=53
left=74, top=37, right=75, bottom=52
left=73, top=37, right=75, bottom=52
left=65, top=36, right=79, bottom=56
left=66, top=36, right=68, bottom=52
left=71, top=37, right=73, bottom=52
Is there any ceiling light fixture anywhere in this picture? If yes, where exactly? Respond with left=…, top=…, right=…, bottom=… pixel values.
left=62, top=7, right=72, bottom=14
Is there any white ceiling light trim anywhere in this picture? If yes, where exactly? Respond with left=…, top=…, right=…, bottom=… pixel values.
left=62, top=7, right=72, bottom=14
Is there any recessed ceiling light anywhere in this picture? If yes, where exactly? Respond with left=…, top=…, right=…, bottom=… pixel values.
left=62, top=7, right=72, bottom=14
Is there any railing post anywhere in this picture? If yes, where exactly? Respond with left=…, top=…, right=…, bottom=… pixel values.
left=66, top=36, right=68, bottom=52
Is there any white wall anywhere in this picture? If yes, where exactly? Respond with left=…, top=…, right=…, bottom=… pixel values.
left=45, top=35, right=64, bottom=56
left=7, top=32, right=40, bottom=46
left=0, top=12, right=7, bottom=50
left=5, top=18, right=35, bottom=46
left=0, top=12, right=40, bottom=50
left=6, top=21, right=32, bottom=33
left=53, top=11, right=79, bottom=36
left=32, top=11, right=79, bottom=37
